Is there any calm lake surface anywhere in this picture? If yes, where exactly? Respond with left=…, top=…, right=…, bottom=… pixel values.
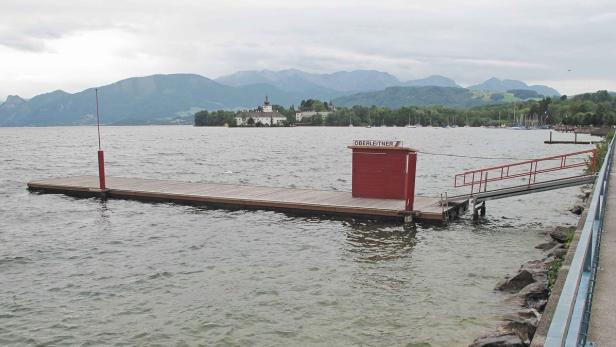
left=0, top=126, right=597, bottom=346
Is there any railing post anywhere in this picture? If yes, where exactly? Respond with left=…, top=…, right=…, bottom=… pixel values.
left=478, top=172, right=482, bottom=194
left=404, top=152, right=417, bottom=211
left=528, top=161, right=533, bottom=185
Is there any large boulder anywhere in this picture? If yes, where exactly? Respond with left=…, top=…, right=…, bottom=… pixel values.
left=532, top=299, right=548, bottom=312
left=520, top=260, right=548, bottom=283
left=496, top=260, right=548, bottom=293
left=496, top=270, right=534, bottom=293
left=546, top=244, right=567, bottom=258
left=498, top=309, right=540, bottom=344
left=503, top=309, right=541, bottom=321
left=535, top=241, right=557, bottom=250
left=497, top=320, right=536, bottom=345
left=569, top=204, right=584, bottom=215
left=509, top=282, right=549, bottom=308
left=469, top=333, right=525, bottom=347
left=549, top=227, right=571, bottom=243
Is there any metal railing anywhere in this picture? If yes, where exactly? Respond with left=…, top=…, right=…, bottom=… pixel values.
left=454, top=149, right=597, bottom=195
left=545, top=136, right=615, bottom=346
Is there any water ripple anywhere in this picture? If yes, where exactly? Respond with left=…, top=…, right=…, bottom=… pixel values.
left=0, top=126, right=591, bottom=346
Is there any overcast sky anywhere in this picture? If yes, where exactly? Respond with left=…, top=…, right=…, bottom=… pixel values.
left=1, top=0, right=615, bottom=100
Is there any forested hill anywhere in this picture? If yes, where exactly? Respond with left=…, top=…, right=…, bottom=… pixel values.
left=468, top=77, right=560, bottom=96
left=0, top=71, right=562, bottom=126
left=0, top=74, right=311, bottom=126
left=332, top=86, right=525, bottom=108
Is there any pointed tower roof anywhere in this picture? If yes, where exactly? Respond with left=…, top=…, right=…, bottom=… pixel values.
left=264, top=95, right=270, bottom=106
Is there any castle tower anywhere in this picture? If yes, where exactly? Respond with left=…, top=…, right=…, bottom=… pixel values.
left=263, top=95, right=273, bottom=113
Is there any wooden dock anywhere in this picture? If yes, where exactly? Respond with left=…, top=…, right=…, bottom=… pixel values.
left=27, top=176, right=467, bottom=222
left=545, top=131, right=593, bottom=144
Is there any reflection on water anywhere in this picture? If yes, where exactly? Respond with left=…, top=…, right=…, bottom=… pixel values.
left=0, top=126, right=594, bottom=346
left=345, top=223, right=418, bottom=262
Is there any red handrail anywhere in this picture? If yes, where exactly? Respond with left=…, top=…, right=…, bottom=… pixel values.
left=454, top=149, right=596, bottom=195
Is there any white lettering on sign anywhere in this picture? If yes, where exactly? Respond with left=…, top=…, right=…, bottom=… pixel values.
left=353, top=140, right=402, bottom=147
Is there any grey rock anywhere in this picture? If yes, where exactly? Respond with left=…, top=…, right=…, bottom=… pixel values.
left=497, top=319, right=537, bottom=345
left=535, top=241, right=557, bottom=250
left=549, top=227, right=570, bottom=243
left=503, top=308, right=541, bottom=321
left=546, top=244, right=567, bottom=258
left=469, top=333, right=526, bottom=347
left=569, top=205, right=584, bottom=215
left=497, top=260, right=549, bottom=294
left=496, top=270, right=534, bottom=293
left=532, top=299, right=548, bottom=312
left=511, top=282, right=549, bottom=308
left=520, top=260, right=548, bottom=282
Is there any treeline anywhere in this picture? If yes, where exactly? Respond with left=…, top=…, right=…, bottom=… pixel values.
left=195, top=91, right=616, bottom=127
left=194, top=110, right=238, bottom=126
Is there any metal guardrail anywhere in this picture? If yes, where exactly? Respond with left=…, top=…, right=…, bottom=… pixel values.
left=545, top=136, right=615, bottom=346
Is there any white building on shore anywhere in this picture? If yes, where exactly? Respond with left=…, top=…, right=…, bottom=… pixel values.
left=235, top=96, right=287, bottom=126
left=295, top=101, right=336, bottom=122
left=295, top=110, right=332, bottom=122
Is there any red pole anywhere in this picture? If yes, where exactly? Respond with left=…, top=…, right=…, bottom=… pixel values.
left=98, top=150, right=106, bottom=190
left=405, top=152, right=417, bottom=211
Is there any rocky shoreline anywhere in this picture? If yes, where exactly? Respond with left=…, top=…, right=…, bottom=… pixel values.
left=469, top=193, right=589, bottom=347
left=469, top=226, right=572, bottom=346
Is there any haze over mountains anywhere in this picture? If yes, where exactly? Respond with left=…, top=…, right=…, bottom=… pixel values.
left=0, top=69, right=560, bottom=126
left=215, top=69, right=461, bottom=93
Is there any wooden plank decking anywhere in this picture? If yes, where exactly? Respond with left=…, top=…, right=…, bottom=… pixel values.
left=27, top=176, right=467, bottom=222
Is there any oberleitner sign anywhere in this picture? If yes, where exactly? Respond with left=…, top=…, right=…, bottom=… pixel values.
left=353, top=140, right=402, bottom=147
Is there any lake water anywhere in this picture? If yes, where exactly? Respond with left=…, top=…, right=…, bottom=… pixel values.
left=0, top=126, right=597, bottom=346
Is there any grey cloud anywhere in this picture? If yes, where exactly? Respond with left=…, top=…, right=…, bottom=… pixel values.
left=0, top=0, right=615, bottom=96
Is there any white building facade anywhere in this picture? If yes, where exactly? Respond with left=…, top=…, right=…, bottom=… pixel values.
left=235, top=96, right=287, bottom=126
left=295, top=111, right=331, bottom=122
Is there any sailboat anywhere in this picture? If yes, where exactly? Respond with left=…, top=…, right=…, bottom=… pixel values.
left=348, top=114, right=353, bottom=127
left=406, top=114, right=416, bottom=128
left=366, top=111, right=372, bottom=128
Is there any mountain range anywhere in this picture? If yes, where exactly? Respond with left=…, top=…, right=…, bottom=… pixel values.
left=468, top=77, right=559, bottom=96
left=0, top=70, right=560, bottom=126
left=215, top=69, right=461, bottom=93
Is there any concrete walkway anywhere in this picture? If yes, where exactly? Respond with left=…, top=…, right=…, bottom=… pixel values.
left=588, top=149, right=616, bottom=344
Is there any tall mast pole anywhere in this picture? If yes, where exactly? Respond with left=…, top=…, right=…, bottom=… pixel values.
left=95, top=88, right=106, bottom=194
left=96, top=88, right=101, bottom=150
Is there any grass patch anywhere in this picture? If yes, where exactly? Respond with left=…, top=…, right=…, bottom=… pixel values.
left=548, top=257, right=564, bottom=292
left=564, top=227, right=575, bottom=247
left=588, top=130, right=615, bottom=173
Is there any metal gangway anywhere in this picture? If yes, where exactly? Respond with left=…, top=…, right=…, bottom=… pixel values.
left=448, top=149, right=597, bottom=218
